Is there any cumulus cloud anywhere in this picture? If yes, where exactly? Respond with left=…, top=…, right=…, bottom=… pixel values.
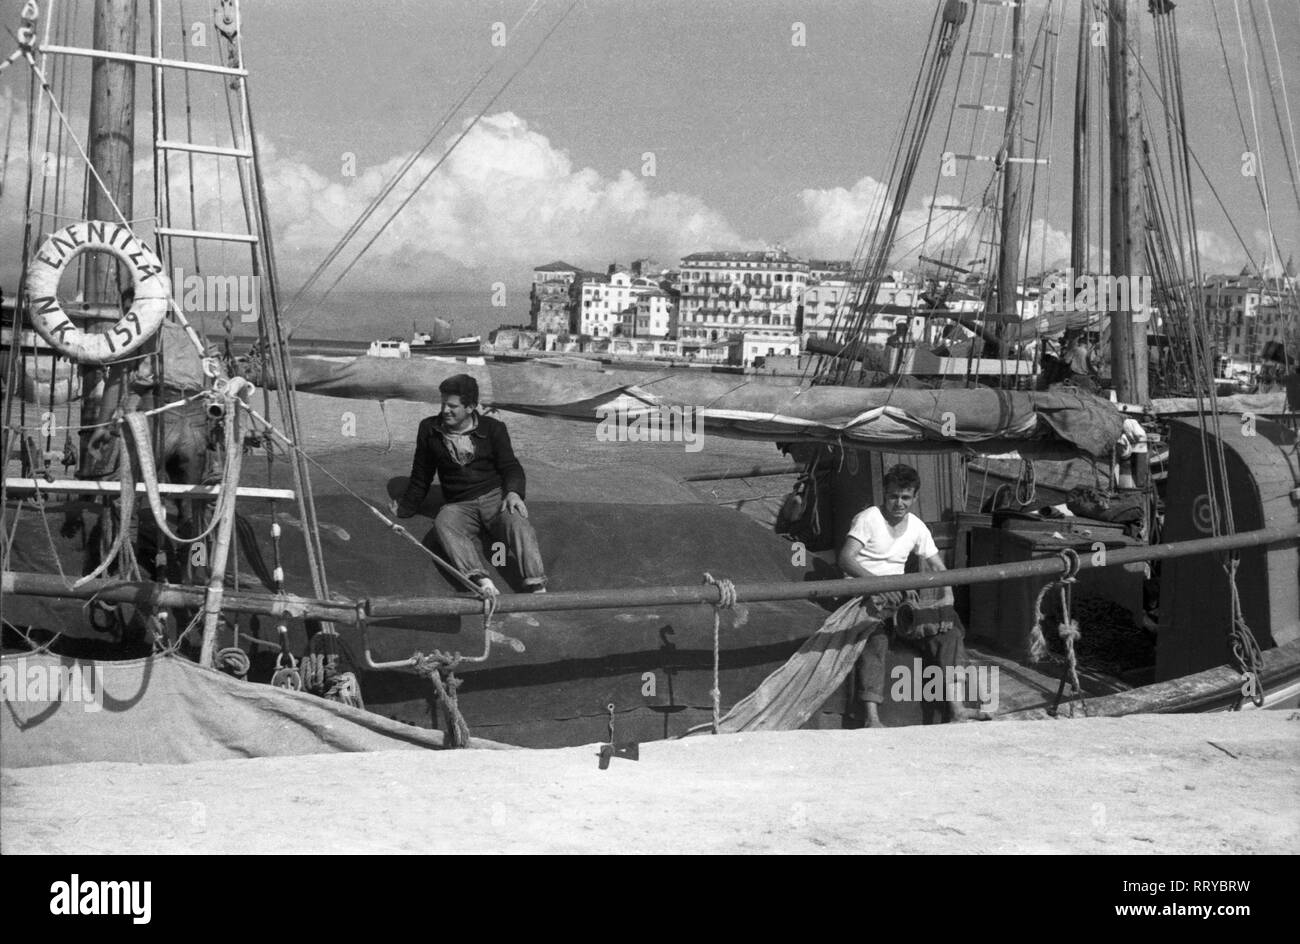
left=262, top=112, right=751, bottom=293
left=4, top=105, right=752, bottom=293
left=782, top=174, right=1073, bottom=275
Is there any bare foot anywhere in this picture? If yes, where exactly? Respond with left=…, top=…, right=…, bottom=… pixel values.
left=947, top=705, right=992, bottom=723
left=864, top=717, right=889, bottom=729
left=864, top=705, right=887, bottom=729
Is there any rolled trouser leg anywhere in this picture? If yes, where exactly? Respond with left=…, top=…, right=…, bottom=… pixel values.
left=854, top=620, right=891, bottom=704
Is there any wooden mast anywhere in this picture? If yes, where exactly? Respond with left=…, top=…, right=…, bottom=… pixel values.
left=992, top=0, right=1026, bottom=356
left=78, top=0, right=137, bottom=473
left=1106, top=0, right=1149, bottom=404
left=1070, top=5, right=1090, bottom=277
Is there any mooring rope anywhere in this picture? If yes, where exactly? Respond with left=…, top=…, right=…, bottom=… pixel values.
left=1226, top=556, right=1266, bottom=708
left=703, top=572, right=737, bottom=734
left=1028, top=548, right=1084, bottom=714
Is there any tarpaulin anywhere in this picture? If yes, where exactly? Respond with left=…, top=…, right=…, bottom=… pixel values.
left=278, top=357, right=1126, bottom=458
left=709, top=597, right=877, bottom=733
left=0, top=652, right=509, bottom=768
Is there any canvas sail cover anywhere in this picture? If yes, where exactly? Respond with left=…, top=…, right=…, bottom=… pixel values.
left=0, top=652, right=509, bottom=767
left=276, top=358, right=1126, bottom=458
left=708, top=597, right=878, bottom=733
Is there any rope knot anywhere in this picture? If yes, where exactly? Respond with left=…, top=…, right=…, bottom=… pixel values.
left=1057, top=617, right=1081, bottom=644
left=1058, top=547, right=1081, bottom=583
left=703, top=572, right=737, bottom=609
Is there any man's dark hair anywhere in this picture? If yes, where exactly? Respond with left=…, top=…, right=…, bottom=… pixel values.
left=438, top=374, right=479, bottom=406
left=882, top=463, right=921, bottom=492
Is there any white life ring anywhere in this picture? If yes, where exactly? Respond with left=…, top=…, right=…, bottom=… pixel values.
left=24, top=221, right=170, bottom=363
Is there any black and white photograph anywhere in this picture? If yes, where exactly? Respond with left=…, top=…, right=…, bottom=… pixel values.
left=0, top=0, right=1297, bottom=872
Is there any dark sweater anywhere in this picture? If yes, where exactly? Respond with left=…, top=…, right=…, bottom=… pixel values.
left=396, top=413, right=526, bottom=516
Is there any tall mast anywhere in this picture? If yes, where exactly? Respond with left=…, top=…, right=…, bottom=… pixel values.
left=78, top=0, right=137, bottom=473
left=1070, top=6, right=1090, bottom=276
left=993, top=0, right=1026, bottom=348
left=1106, top=0, right=1149, bottom=404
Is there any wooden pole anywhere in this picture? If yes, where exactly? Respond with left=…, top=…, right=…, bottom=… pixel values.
left=2, top=573, right=355, bottom=623
left=6, top=522, right=1297, bottom=622
left=78, top=0, right=137, bottom=474
left=992, top=0, right=1026, bottom=357
left=1107, top=0, right=1150, bottom=404
left=198, top=396, right=246, bottom=666
left=1070, top=5, right=1091, bottom=277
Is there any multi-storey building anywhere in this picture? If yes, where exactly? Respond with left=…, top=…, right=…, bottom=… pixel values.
left=576, top=270, right=637, bottom=338
left=1203, top=267, right=1296, bottom=363
left=632, top=285, right=676, bottom=338
left=800, top=276, right=974, bottom=347
left=530, top=260, right=582, bottom=334
left=677, top=249, right=809, bottom=343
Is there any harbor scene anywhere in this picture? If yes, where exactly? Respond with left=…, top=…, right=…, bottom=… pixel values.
left=1, top=0, right=1298, bottom=868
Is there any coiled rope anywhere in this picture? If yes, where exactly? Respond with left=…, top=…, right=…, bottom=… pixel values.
left=214, top=646, right=250, bottom=679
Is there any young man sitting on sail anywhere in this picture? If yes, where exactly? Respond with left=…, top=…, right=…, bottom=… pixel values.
left=391, top=374, right=547, bottom=595
left=838, top=463, right=987, bottom=726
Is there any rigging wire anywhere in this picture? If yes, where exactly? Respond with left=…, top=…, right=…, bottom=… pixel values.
left=286, top=0, right=566, bottom=336
left=284, top=0, right=545, bottom=322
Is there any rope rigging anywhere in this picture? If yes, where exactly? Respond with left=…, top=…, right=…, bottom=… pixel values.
left=1135, top=1, right=1270, bottom=706
left=815, top=0, right=971, bottom=388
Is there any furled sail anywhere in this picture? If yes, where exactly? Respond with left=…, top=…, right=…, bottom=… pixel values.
left=274, top=357, right=1126, bottom=458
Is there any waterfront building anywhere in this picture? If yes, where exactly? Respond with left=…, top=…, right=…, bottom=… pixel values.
left=729, top=330, right=801, bottom=366
left=632, top=287, right=676, bottom=338
left=677, top=249, right=809, bottom=343
left=576, top=269, right=636, bottom=338
left=800, top=275, right=971, bottom=347
left=1203, top=264, right=1297, bottom=373
left=530, top=260, right=582, bottom=334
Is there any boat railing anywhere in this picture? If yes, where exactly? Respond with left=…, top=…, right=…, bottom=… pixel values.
left=6, top=522, right=1297, bottom=624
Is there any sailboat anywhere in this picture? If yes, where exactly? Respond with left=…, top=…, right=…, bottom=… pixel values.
left=247, top=0, right=1299, bottom=734
left=2, top=1, right=1297, bottom=767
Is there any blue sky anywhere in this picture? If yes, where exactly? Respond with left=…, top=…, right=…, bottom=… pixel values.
left=3, top=0, right=1298, bottom=305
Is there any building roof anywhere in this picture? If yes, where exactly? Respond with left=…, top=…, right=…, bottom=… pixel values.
left=680, top=249, right=806, bottom=266
left=534, top=260, right=582, bottom=273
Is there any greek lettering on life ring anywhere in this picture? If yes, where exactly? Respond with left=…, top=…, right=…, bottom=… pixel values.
left=24, top=221, right=170, bottom=363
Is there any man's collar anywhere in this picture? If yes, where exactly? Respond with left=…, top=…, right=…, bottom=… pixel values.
left=436, top=413, right=480, bottom=435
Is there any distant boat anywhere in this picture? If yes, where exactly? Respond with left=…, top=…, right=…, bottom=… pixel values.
left=366, top=338, right=411, bottom=358
left=409, top=331, right=482, bottom=356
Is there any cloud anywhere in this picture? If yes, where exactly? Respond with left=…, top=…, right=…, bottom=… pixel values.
left=4, top=105, right=752, bottom=291
left=782, top=174, right=1073, bottom=274
left=261, top=111, right=751, bottom=292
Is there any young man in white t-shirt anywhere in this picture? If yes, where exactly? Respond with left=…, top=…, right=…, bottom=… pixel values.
left=838, top=463, right=984, bottom=727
